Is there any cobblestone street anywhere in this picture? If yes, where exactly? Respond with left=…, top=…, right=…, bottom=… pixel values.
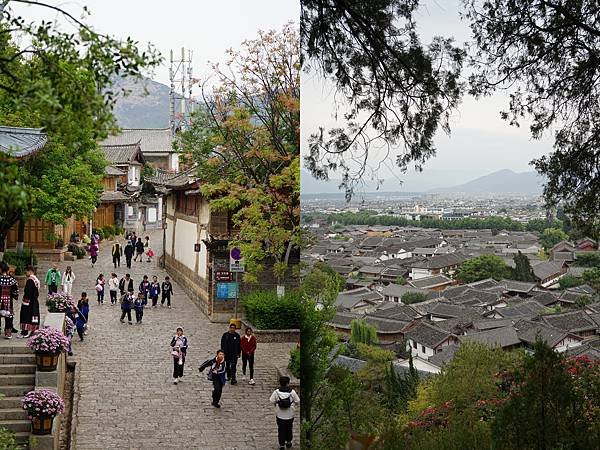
left=36, top=231, right=299, bottom=450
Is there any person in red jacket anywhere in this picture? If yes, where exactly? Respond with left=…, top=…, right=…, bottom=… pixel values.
left=240, top=326, right=257, bottom=385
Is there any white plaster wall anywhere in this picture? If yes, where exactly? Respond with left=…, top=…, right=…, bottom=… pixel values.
left=174, top=219, right=197, bottom=271
left=411, top=268, right=432, bottom=280
left=165, top=218, right=174, bottom=256
left=197, top=228, right=208, bottom=280
left=555, top=337, right=582, bottom=352
left=199, top=199, right=210, bottom=225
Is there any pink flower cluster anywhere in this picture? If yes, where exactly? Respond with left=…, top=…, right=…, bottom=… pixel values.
left=64, top=316, right=74, bottom=333
left=21, top=388, right=65, bottom=419
left=26, top=327, right=70, bottom=353
left=45, top=293, right=75, bottom=313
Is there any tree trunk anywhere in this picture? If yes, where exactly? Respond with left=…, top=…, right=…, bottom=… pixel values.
left=277, top=240, right=294, bottom=296
left=16, top=215, right=25, bottom=254
left=0, top=233, right=5, bottom=261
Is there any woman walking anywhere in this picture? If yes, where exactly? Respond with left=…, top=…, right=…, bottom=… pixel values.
left=62, top=266, right=75, bottom=297
left=108, top=273, right=119, bottom=305
left=200, top=350, right=227, bottom=408
left=95, top=274, right=105, bottom=305
left=241, top=327, right=257, bottom=385
left=134, top=238, right=144, bottom=262
left=89, top=240, right=99, bottom=267
left=18, top=266, right=40, bottom=338
left=0, top=261, right=18, bottom=339
left=170, top=327, right=188, bottom=384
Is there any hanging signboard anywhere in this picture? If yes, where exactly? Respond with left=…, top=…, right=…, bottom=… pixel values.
left=216, top=282, right=238, bottom=299
left=215, top=271, right=232, bottom=282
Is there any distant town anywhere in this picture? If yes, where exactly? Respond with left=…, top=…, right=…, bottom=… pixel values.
left=302, top=193, right=600, bottom=375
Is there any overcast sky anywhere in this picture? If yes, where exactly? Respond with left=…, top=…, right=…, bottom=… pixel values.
left=302, top=0, right=555, bottom=180
left=10, top=0, right=298, bottom=96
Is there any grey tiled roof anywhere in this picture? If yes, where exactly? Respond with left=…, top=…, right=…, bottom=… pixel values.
left=409, top=253, right=468, bottom=270
left=381, top=283, right=426, bottom=298
left=335, top=287, right=383, bottom=309
left=514, top=320, right=580, bottom=348
left=532, top=261, right=564, bottom=280
left=102, top=143, right=144, bottom=164
left=472, top=318, right=515, bottom=331
left=462, top=326, right=521, bottom=348
left=428, top=344, right=460, bottom=368
left=0, top=126, right=47, bottom=157
left=409, top=275, right=453, bottom=289
left=100, top=191, right=132, bottom=202
left=101, top=128, right=173, bottom=154
left=495, top=300, right=548, bottom=319
left=529, top=291, right=559, bottom=307
left=368, top=302, right=422, bottom=321
left=499, top=279, right=537, bottom=294
left=105, top=165, right=126, bottom=176
left=541, top=311, right=598, bottom=334
left=565, top=344, right=600, bottom=361
left=329, top=311, right=409, bottom=333
left=426, top=302, right=484, bottom=320
left=404, top=321, right=455, bottom=348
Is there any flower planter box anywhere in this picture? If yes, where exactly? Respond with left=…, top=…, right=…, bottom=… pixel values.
left=35, top=352, right=60, bottom=372
left=31, top=415, right=54, bottom=435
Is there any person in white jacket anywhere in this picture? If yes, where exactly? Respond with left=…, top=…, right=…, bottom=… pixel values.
left=108, top=273, right=119, bottom=305
left=269, top=376, right=300, bottom=450
left=62, top=266, right=75, bottom=296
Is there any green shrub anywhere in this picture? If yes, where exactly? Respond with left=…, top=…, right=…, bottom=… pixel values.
left=288, top=347, right=300, bottom=378
left=102, top=225, right=115, bottom=239
left=401, top=292, right=429, bottom=304
left=2, top=249, right=37, bottom=275
left=93, top=229, right=105, bottom=240
left=0, top=426, right=18, bottom=450
left=241, top=290, right=301, bottom=329
left=114, top=226, right=124, bottom=236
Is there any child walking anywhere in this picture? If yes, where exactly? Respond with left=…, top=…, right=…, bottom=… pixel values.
left=133, top=293, right=145, bottom=324
left=149, top=276, right=160, bottom=308
left=78, top=292, right=90, bottom=336
left=120, top=289, right=134, bottom=325
left=95, top=274, right=105, bottom=305
left=170, top=327, right=188, bottom=384
left=161, top=276, right=174, bottom=308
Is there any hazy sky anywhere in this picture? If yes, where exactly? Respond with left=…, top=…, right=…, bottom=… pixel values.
left=301, top=0, right=555, bottom=179
left=10, top=0, right=299, bottom=96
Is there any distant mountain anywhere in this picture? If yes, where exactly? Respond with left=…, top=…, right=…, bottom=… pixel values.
left=301, top=169, right=544, bottom=195
left=111, top=77, right=174, bottom=128
left=429, top=169, right=544, bottom=195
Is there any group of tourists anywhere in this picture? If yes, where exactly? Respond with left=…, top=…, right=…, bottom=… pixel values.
left=115, top=273, right=174, bottom=324
left=0, top=261, right=40, bottom=339
left=114, top=232, right=154, bottom=268
left=181, top=322, right=298, bottom=449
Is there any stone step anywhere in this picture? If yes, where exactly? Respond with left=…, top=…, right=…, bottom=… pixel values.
left=0, top=419, right=31, bottom=433
left=0, top=374, right=36, bottom=385
left=0, top=364, right=36, bottom=375
left=0, top=385, right=34, bottom=397
left=13, top=431, right=30, bottom=446
left=0, top=396, right=24, bottom=409
left=0, top=354, right=36, bottom=365
left=0, top=345, right=34, bottom=355
left=0, top=408, right=28, bottom=421
left=63, top=252, right=75, bottom=261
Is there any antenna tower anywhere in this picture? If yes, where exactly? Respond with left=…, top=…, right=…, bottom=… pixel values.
left=169, top=48, right=194, bottom=137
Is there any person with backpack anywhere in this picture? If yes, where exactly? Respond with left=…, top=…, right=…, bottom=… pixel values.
left=44, top=263, right=61, bottom=294
left=161, top=276, right=174, bottom=308
left=124, top=241, right=135, bottom=269
left=269, top=376, right=300, bottom=450
left=139, top=275, right=150, bottom=306
left=120, top=289, right=134, bottom=325
left=133, top=293, right=145, bottom=324
left=241, top=327, right=257, bottom=385
left=170, top=327, right=188, bottom=384
left=134, top=238, right=145, bottom=262
left=149, top=276, right=160, bottom=308
left=220, top=323, right=241, bottom=384
left=119, top=273, right=134, bottom=296
left=199, top=350, right=227, bottom=408
left=111, top=241, right=123, bottom=268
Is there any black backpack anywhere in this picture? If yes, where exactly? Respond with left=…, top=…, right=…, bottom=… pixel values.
left=277, top=392, right=292, bottom=409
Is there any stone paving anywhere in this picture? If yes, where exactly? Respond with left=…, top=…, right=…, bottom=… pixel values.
left=35, top=231, right=299, bottom=450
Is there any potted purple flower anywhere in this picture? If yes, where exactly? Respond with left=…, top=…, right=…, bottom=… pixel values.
left=45, top=292, right=74, bottom=313
left=21, top=388, right=65, bottom=435
left=26, top=327, right=70, bottom=371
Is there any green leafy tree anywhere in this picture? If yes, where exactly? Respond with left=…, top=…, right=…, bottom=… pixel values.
left=582, top=267, right=600, bottom=292
left=492, top=340, right=597, bottom=449
left=576, top=252, right=600, bottom=268
left=0, top=4, right=159, bottom=253
left=558, top=274, right=583, bottom=290
left=464, top=0, right=600, bottom=239
left=456, top=255, right=511, bottom=283
left=539, top=228, right=569, bottom=251
left=300, top=263, right=344, bottom=448
left=178, top=23, right=299, bottom=284
left=511, top=251, right=535, bottom=282
left=301, top=0, right=465, bottom=199
left=401, top=291, right=428, bottom=305
left=350, top=319, right=379, bottom=346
